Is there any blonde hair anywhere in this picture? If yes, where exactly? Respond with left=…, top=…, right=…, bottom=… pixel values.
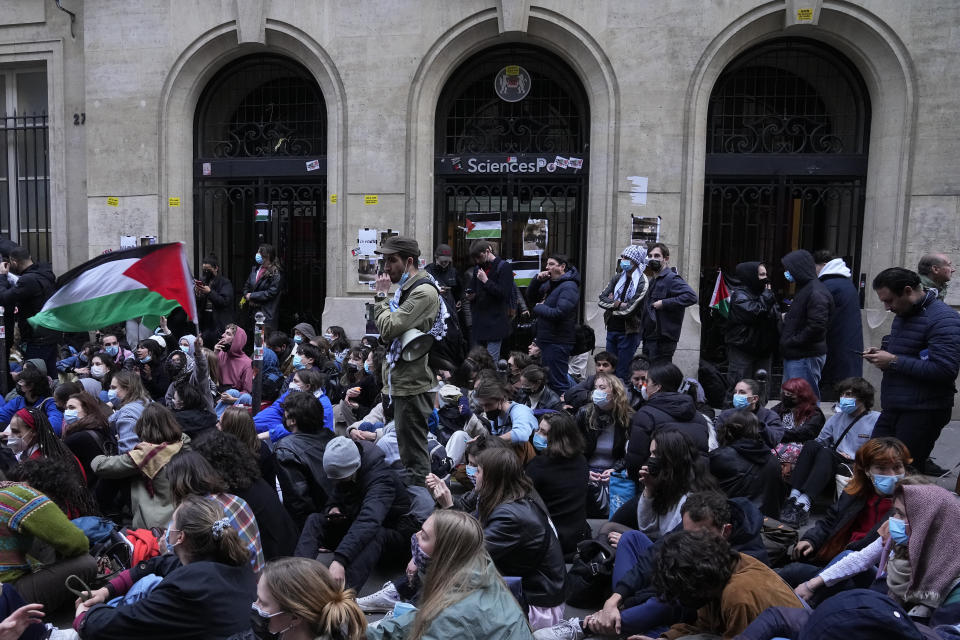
left=112, top=370, right=152, bottom=406
left=409, top=511, right=527, bottom=640
left=219, top=406, right=259, bottom=456
left=592, top=372, right=634, bottom=429
left=259, top=558, right=365, bottom=640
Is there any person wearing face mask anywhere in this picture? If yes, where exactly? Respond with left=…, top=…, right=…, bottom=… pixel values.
left=106, top=370, right=152, bottom=453
left=779, top=377, right=881, bottom=528
left=724, top=261, right=780, bottom=396
left=241, top=243, right=284, bottom=331
left=0, top=365, right=63, bottom=436
left=323, top=325, right=352, bottom=364
left=87, top=352, right=118, bottom=397
left=163, top=335, right=215, bottom=413
left=0, top=246, right=58, bottom=376
left=194, top=253, right=235, bottom=338
left=794, top=480, right=960, bottom=623
left=215, top=324, right=253, bottom=394
left=716, top=378, right=785, bottom=449
left=780, top=249, right=835, bottom=401
left=639, top=243, right=697, bottom=366
left=466, top=240, right=515, bottom=362
left=61, top=391, right=118, bottom=491
left=770, top=378, right=826, bottom=479
left=599, top=245, right=650, bottom=381
left=290, top=321, right=317, bottom=348
left=73, top=495, right=256, bottom=640
left=134, top=337, right=170, bottom=402
left=255, top=368, right=335, bottom=445
left=576, top=373, right=634, bottom=517
left=470, top=375, right=538, bottom=459
left=778, top=437, right=912, bottom=591
left=426, top=243, right=464, bottom=320
left=98, top=331, right=135, bottom=371
left=515, top=365, right=564, bottom=413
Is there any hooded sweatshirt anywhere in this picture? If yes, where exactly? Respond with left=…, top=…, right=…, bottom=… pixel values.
left=817, top=257, right=864, bottom=383
left=780, top=250, right=834, bottom=359
left=626, top=391, right=710, bottom=478
left=709, top=437, right=782, bottom=518
left=293, top=322, right=317, bottom=342
left=217, top=327, right=252, bottom=393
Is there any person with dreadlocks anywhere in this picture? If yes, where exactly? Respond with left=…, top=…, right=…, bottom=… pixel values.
left=2, top=407, right=88, bottom=483
left=163, top=334, right=215, bottom=411
left=10, top=457, right=100, bottom=519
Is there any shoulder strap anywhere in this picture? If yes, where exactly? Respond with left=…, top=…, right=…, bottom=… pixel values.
left=830, top=412, right=867, bottom=450
left=398, top=277, right=439, bottom=306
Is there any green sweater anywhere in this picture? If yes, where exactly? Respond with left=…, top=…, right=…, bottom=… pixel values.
left=0, top=483, right=89, bottom=583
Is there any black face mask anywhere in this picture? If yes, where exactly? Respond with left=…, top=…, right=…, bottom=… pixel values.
left=781, top=396, right=796, bottom=408
left=485, top=409, right=502, bottom=423
left=202, top=269, right=214, bottom=278
left=647, top=259, right=662, bottom=273
left=250, top=609, right=279, bottom=640
left=645, top=456, right=662, bottom=477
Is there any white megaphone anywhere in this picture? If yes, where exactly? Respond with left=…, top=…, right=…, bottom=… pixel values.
left=399, top=328, right=434, bottom=361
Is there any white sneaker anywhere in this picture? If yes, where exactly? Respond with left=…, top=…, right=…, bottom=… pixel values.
left=45, top=627, right=80, bottom=640
left=356, top=581, right=402, bottom=613
left=533, top=618, right=584, bottom=640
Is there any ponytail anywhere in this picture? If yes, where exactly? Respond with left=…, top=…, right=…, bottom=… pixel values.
left=175, top=496, right=250, bottom=567
left=318, top=592, right=366, bottom=640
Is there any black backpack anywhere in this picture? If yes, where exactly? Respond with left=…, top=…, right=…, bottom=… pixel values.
left=564, top=538, right=616, bottom=608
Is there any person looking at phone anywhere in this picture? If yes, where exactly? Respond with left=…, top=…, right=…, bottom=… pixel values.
left=0, top=246, right=58, bottom=375
left=194, top=253, right=234, bottom=338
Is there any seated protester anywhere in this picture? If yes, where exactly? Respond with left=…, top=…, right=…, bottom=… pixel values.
left=647, top=531, right=801, bottom=640
left=562, top=351, right=617, bottom=410
left=170, top=384, right=217, bottom=440
left=91, top=404, right=188, bottom=529
left=716, top=378, right=785, bottom=448
left=507, top=350, right=536, bottom=387
left=795, top=481, right=960, bottom=622
left=338, top=347, right=382, bottom=428
left=771, top=377, right=826, bottom=477
left=0, top=365, right=62, bottom=436
left=367, top=510, right=535, bottom=640
left=709, top=410, right=782, bottom=518
left=87, top=351, right=119, bottom=399
left=99, top=330, right=136, bottom=371
left=0, top=481, right=95, bottom=614
left=56, top=341, right=95, bottom=378
left=106, top=370, right=152, bottom=453
left=626, top=357, right=651, bottom=411
left=133, top=336, right=170, bottom=401
left=625, top=363, right=710, bottom=480
left=307, top=338, right=345, bottom=402
left=165, top=451, right=264, bottom=573
left=254, top=367, right=334, bottom=443
left=2, top=408, right=80, bottom=477
left=259, top=347, right=285, bottom=405
left=52, top=380, right=82, bottom=412
left=324, top=325, right=352, bottom=364
left=266, top=331, right=295, bottom=377
left=293, top=437, right=414, bottom=592
left=11, top=457, right=100, bottom=520
left=433, top=384, right=485, bottom=456
left=540, top=492, right=768, bottom=640
left=427, top=447, right=566, bottom=630
left=73, top=495, right=256, bottom=640
left=274, top=391, right=336, bottom=528
left=62, top=392, right=117, bottom=487
left=214, top=324, right=252, bottom=394
left=779, top=376, right=881, bottom=528
left=338, top=347, right=367, bottom=391
left=163, top=336, right=215, bottom=412
left=515, top=365, right=565, bottom=413
left=292, top=321, right=318, bottom=347
left=252, top=557, right=366, bottom=640
left=214, top=388, right=252, bottom=418
left=219, top=405, right=275, bottom=488
left=193, top=430, right=297, bottom=561
left=779, top=437, right=911, bottom=587
left=525, top=412, right=591, bottom=555
left=577, top=372, right=634, bottom=517
left=447, top=374, right=537, bottom=464
left=450, top=346, right=497, bottom=395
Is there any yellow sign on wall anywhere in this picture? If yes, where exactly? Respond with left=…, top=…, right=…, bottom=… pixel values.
left=330, top=194, right=338, bottom=204
left=168, top=197, right=181, bottom=207
left=364, top=195, right=379, bottom=205
left=106, top=197, right=119, bottom=207
left=797, top=8, right=814, bottom=20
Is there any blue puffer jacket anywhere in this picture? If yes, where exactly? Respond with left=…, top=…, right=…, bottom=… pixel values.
left=641, top=269, right=697, bottom=342
left=879, top=289, right=960, bottom=410
left=528, top=267, right=581, bottom=345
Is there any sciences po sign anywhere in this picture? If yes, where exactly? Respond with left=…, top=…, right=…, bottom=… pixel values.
left=436, top=153, right=587, bottom=175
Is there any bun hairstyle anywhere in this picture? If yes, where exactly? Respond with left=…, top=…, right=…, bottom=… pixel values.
left=174, top=495, right=249, bottom=567
left=260, top=557, right=366, bottom=640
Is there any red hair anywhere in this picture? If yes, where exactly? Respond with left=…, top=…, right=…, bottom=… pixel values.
left=780, top=378, right=819, bottom=424
left=844, top=437, right=912, bottom=498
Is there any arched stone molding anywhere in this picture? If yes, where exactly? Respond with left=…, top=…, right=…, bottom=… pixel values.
left=156, top=20, right=347, bottom=294
left=404, top=7, right=621, bottom=329
left=680, top=1, right=917, bottom=309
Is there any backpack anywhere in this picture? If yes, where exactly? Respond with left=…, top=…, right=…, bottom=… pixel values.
left=572, top=323, right=596, bottom=356
left=398, top=277, right=466, bottom=373
left=565, top=539, right=616, bottom=608
left=426, top=436, right=453, bottom=477
left=761, top=516, right=799, bottom=568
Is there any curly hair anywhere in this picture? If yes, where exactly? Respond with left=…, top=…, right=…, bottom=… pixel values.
left=652, top=530, right=738, bottom=607
left=11, top=457, right=99, bottom=517
left=192, top=430, right=261, bottom=492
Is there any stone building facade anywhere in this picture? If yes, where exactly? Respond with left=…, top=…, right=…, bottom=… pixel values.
left=1, top=0, right=959, bottom=394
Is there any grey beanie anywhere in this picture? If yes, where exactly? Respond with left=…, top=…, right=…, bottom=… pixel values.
left=323, top=436, right=362, bottom=480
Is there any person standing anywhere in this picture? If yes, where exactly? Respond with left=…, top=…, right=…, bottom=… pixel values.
left=0, top=247, right=58, bottom=375
left=641, top=243, right=697, bottom=365
left=194, top=253, right=234, bottom=339
left=724, top=261, right=779, bottom=393
left=864, top=267, right=960, bottom=474
left=425, top=244, right=461, bottom=312
left=814, top=250, right=864, bottom=394
left=242, top=243, right=284, bottom=331
left=372, top=236, right=441, bottom=486
left=527, top=254, right=581, bottom=394
left=598, top=245, right=649, bottom=381
left=467, top=241, right=515, bottom=361
left=917, top=252, right=955, bottom=300
left=779, top=249, right=834, bottom=399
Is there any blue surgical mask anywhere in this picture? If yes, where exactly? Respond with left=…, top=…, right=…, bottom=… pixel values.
left=139, top=355, right=152, bottom=364
left=107, top=389, right=119, bottom=402
left=784, top=270, right=794, bottom=282
left=292, top=354, right=305, bottom=370
left=63, top=409, right=80, bottom=424
left=255, top=253, right=263, bottom=265
left=837, top=397, right=858, bottom=414
left=532, top=433, right=548, bottom=451
left=465, top=464, right=478, bottom=484
left=888, top=516, right=910, bottom=545
left=592, top=389, right=609, bottom=407
left=732, top=393, right=752, bottom=409
left=104, top=345, right=119, bottom=357
left=871, top=473, right=904, bottom=496
left=293, top=335, right=303, bottom=344
left=619, top=259, right=632, bottom=271
left=363, top=361, right=372, bottom=374
left=179, top=345, right=190, bottom=354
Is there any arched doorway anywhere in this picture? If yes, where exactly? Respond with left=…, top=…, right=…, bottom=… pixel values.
left=434, top=45, right=589, bottom=287
left=699, top=38, right=871, bottom=377
left=194, top=54, right=327, bottom=328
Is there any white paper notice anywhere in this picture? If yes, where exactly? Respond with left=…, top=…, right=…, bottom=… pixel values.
left=627, top=176, right=648, bottom=205
left=357, top=228, right=378, bottom=256
left=120, top=235, right=137, bottom=250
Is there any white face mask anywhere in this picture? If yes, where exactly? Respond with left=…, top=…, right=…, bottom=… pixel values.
left=6, top=436, right=25, bottom=455
left=288, top=381, right=302, bottom=392
left=90, top=365, right=106, bottom=379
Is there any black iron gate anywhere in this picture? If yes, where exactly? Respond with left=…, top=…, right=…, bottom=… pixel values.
left=193, top=54, right=327, bottom=328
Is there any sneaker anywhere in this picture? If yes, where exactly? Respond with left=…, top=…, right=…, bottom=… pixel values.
left=794, top=503, right=810, bottom=528
left=356, top=581, right=402, bottom=613
left=534, top=618, right=584, bottom=640
left=778, top=498, right=800, bottom=527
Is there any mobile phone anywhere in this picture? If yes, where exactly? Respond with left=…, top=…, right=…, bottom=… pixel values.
left=194, top=279, right=203, bottom=286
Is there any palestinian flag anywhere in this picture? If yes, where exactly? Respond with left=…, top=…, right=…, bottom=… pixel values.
left=464, top=213, right=501, bottom=239
left=29, top=243, right=198, bottom=332
left=509, top=259, right=541, bottom=287
left=709, top=269, right=731, bottom=318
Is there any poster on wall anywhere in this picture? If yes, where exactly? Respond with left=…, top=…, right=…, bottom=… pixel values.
left=357, top=228, right=378, bottom=256
left=522, top=219, right=548, bottom=256
left=357, top=257, right=379, bottom=285
left=631, top=215, right=661, bottom=246
left=379, top=229, right=399, bottom=247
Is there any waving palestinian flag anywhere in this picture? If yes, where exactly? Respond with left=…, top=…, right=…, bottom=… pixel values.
left=29, top=243, right=198, bottom=332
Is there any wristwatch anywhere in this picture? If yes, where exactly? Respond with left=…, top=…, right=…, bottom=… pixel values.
left=374, top=292, right=387, bottom=302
